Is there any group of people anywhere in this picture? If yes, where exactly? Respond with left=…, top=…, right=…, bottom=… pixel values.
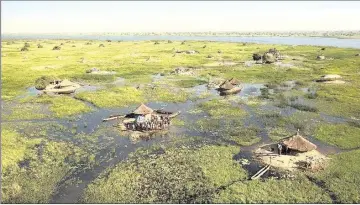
left=126, top=114, right=171, bottom=131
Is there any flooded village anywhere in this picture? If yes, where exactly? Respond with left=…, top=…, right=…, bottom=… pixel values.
left=2, top=38, right=360, bottom=204
left=2, top=2, right=360, bottom=204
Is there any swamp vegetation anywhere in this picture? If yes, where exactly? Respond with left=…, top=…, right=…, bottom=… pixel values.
left=1, top=39, right=360, bottom=203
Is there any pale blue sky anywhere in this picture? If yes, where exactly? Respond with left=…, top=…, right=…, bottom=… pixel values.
left=2, top=1, right=360, bottom=33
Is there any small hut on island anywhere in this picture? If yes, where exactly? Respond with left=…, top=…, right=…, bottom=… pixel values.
left=254, top=130, right=328, bottom=172
left=103, top=103, right=180, bottom=132
left=35, top=76, right=81, bottom=94
left=217, top=78, right=242, bottom=95
left=280, top=131, right=317, bottom=154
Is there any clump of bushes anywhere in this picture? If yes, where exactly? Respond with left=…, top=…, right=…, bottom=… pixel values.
left=206, top=55, right=213, bottom=58
left=154, top=41, right=160, bottom=45
left=218, top=50, right=222, bottom=53
left=106, top=40, right=111, bottom=42
left=167, top=40, right=173, bottom=43
left=260, top=87, right=272, bottom=99
left=20, top=47, right=29, bottom=52
left=37, top=44, right=43, bottom=48
left=60, top=43, right=64, bottom=46
left=72, top=45, right=76, bottom=47
left=85, top=42, right=92, bottom=45
left=52, top=46, right=61, bottom=50
left=35, top=76, right=60, bottom=90
left=253, top=53, right=262, bottom=61
left=24, top=42, right=30, bottom=48
left=181, top=41, right=185, bottom=45
left=203, top=45, right=207, bottom=48
left=99, top=44, right=105, bottom=47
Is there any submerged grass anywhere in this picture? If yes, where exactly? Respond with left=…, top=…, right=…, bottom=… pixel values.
left=1, top=127, right=89, bottom=203
left=21, top=95, right=93, bottom=118
left=312, top=149, right=360, bottom=203
left=83, top=145, right=245, bottom=203
left=213, top=175, right=332, bottom=203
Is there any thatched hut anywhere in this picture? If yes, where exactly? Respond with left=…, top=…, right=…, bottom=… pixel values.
left=262, top=52, right=276, bottom=64
left=219, top=80, right=235, bottom=90
left=281, top=132, right=317, bottom=153
left=227, top=78, right=241, bottom=86
left=133, top=103, right=154, bottom=115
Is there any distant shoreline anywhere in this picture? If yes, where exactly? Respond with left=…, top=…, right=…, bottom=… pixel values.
left=3, top=31, right=360, bottom=40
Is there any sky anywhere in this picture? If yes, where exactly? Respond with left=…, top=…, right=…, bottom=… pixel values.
left=1, top=1, right=360, bottom=33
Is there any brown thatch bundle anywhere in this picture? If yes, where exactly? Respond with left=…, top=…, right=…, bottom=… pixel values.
left=219, top=80, right=234, bottom=90
left=262, top=52, right=276, bottom=64
left=316, top=55, right=325, bottom=60
left=281, top=133, right=317, bottom=152
left=133, top=104, right=154, bottom=115
left=58, top=79, right=76, bottom=87
left=228, top=78, right=241, bottom=85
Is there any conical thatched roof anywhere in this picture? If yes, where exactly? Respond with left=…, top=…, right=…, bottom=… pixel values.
left=228, top=78, right=240, bottom=85
left=133, top=103, right=154, bottom=115
left=219, top=80, right=234, bottom=90
left=281, top=132, right=317, bottom=152
left=58, top=79, right=76, bottom=87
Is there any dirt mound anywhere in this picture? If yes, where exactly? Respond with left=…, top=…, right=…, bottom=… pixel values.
left=254, top=144, right=329, bottom=172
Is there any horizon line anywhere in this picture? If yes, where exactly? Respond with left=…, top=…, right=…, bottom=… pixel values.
left=3, top=30, right=360, bottom=35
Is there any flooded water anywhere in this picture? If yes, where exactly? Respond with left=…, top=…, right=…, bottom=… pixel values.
left=3, top=35, right=360, bottom=49
left=4, top=80, right=355, bottom=203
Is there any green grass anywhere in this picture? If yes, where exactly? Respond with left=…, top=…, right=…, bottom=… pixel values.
left=314, top=123, right=360, bottom=149
left=2, top=103, right=50, bottom=121
left=268, top=127, right=293, bottom=141
left=83, top=145, right=246, bottom=203
left=1, top=128, right=89, bottom=203
left=145, top=86, right=190, bottom=103
left=198, top=99, right=247, bottom=119
left=2, top=39, right=360, bottom=203
left=312, top=149, right=360, bottom=203
left=316, top=84, right=360, bottom=119
left=224, top=126, right=261, bottom=146
left=213, top=175, right=332, bottom=203
left=20, top=95, right=93, bottom=118
left=75, top=86, right=144, bottom=108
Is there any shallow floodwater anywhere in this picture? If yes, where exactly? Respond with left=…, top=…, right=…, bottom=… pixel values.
left=5, top=81, right=355, bottom=203
left=3, top=35, right=360, bottom=49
